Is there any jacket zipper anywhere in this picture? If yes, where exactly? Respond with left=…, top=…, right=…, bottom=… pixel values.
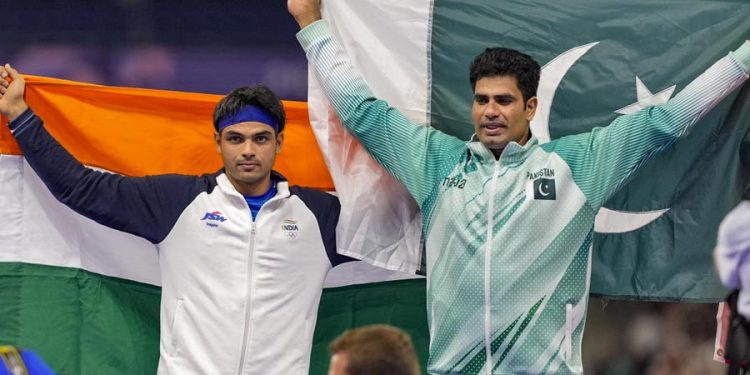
left=484, top=160, right=501, bottom=375
left=237, top=221, right=257, bottom=374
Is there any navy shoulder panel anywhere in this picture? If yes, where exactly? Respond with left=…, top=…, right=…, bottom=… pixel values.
left=289, top=186, right=354, bottom=267
left=12, top=111, right=220, bottom=244
left=138, top=172, right=220, bottom=243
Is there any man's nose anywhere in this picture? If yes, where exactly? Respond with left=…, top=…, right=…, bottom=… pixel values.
left=240, top=140, right=256, bottom=157
left=484, top=101, right=500, bottom=119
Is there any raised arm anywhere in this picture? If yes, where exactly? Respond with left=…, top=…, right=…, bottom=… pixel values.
left=546, top=42, right=750, bottom=209
left=289, top=0, right=465, bottom=207
left=288, top=0, right=320, bottom=30
left=0, top=64, right=29, bottom=121
left=1, top=65, right=203, bottom=244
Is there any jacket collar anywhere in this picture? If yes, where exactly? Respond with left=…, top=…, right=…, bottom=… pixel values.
left=466, top=135, right=539, bottom=166
left=216, top=170, right=290, bottom=199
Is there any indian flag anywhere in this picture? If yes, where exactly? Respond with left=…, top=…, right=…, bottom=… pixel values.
left=0, top=76, right=426, bottom=374
left=309, top=0, right=750, bottom=305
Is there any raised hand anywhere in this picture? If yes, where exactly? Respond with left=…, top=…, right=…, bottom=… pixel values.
left=0, top=64, right=29, bottom=121
left=287, top=0, right=321, bottom=29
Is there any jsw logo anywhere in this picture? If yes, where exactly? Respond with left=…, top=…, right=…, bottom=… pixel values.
left=201, top=211, right=228, bottom=222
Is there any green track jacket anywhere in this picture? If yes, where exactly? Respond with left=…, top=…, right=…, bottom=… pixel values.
left=299, top=21, right=750, bottom=374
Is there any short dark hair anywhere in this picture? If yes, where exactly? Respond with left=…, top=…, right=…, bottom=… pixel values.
left=213, top=85, right=286, bottom=134
left=329, top=325, right=420, bottom=375
left=469, top=47, right=540, bottom=103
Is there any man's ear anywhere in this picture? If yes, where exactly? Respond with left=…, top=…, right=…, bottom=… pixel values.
left=215, top=132, right=222, bottom=154
left=276, top=131, right=284, bottom=154
left=525, top=96, right=538, bottom=121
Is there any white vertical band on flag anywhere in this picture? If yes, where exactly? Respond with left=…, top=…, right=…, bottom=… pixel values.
left=318, top=0, right=432, bottom=123
left=308, top=1, right=432, bottom=274
left=323, top=261, right=420, bottom=288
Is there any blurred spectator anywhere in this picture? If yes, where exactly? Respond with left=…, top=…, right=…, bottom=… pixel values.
left=714, top=200, right=750, bottom=374
left=715, top=201, right=750, bottom=319
left=328, top=324, right=420, bottom=375
left=583, top=299, right=725, bottom=375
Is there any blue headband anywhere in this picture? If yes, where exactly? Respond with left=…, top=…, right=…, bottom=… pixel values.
left=217, top=105, right=279, bottom=133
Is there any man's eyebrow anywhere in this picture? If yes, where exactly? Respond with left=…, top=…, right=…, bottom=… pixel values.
left=224, top=129, right=274, bottom=137
left=251, top=130, right=274, bottom=137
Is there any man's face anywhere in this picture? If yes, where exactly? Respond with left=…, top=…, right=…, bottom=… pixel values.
left=328, top=353, right=349, bottom=375
left=215, top=121, right=283, bottom=196
left=471, top=75, right=537, bottom=154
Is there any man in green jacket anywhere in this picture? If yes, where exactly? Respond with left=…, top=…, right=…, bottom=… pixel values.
left=289, top=1, right=750, bottom=373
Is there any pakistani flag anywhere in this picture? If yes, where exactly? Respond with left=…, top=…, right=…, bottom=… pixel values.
left=310, top=0, right=750, bottom=303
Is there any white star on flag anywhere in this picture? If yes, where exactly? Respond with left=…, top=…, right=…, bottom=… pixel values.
left=615, top=76, right=676, bottom=115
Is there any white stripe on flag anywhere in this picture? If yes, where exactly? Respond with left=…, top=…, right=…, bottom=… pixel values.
left=0, top=155, right=161, bottom=285
left=0, top=155, right=419, bottom=287
left=309, top=0, right=432, bottom=273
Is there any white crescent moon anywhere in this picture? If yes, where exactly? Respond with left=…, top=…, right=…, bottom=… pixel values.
left=530, top=42, right=599, bottom=144
left=594, top=207, right=670, bottom=234
left=530, top=42, right=669, bottom=233
left=538, top=182, right=550, bottom=196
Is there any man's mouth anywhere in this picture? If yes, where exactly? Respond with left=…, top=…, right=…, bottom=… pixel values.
left=481, top=123, right=507, bottom=136
left=238, top=162, right=260, bottom=171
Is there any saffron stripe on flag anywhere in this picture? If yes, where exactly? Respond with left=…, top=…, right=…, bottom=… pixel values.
left=1, top=75, right=334, bottom=190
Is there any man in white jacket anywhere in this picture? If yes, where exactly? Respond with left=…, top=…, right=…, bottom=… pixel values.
left=0, top=64, right=352, bottom=374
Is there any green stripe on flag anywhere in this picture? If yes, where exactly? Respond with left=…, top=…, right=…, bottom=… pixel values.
left=0, top=262, right=429, bottom=375
left=0, top=262, right=160, bottom=375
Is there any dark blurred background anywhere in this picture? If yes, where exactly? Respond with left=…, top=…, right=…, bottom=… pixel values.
left=1, top=1, right=726, bottom=374
left=0, top=0, right=308, bottom=100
